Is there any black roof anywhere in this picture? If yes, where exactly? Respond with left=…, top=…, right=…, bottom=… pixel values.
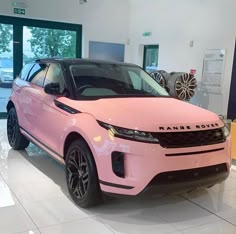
left=35, top=58, right=138, bottom=67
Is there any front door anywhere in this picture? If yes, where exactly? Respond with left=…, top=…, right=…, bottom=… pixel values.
left=36, top=63, right=68, bottom=155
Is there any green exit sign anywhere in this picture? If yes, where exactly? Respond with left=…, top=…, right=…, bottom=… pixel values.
left=14, top=8, right=25, bottom=15
left=142, top=32, right=152, bottom=37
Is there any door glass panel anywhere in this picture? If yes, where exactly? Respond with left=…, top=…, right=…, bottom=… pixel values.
left=23, top=26, right=77, bottom=65
left=44, top=64, right=65, bottom=92
left=0, top=23, right=13, bottom=116
left=19, top=63, right=34, bottom=80
left=143, top=45, right=159, bottom=73
left=27, top=63, right=48, bottom=87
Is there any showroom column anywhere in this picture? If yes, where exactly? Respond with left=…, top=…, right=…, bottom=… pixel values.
left=228, top=40, right=236, bottom=119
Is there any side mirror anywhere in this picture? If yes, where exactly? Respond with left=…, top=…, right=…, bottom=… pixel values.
left=44, top=83, right=61, bottom=95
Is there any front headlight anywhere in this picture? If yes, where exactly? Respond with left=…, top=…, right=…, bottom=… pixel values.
left=98, top=121, right=159, bottom=143
left=222, top=125, right=230, bottom=138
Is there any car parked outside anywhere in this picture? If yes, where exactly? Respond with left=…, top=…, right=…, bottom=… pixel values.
left=0, top=58, right=13, bottom=87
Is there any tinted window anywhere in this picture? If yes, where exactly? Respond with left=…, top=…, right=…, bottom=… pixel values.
left=19, top=63, right=34, bottom=80
left=70, top=63, right=169, bottom=99
left=27, top=63, right=48, bottom=87
left=44, top=63, right=66, bottom=93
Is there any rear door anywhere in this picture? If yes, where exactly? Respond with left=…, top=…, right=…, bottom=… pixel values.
left=14, top=63, right=35, bottom=128
left=17, top=63, right=48, bottom=139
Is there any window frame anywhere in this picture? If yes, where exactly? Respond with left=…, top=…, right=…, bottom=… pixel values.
left=26, top=62, right=48, bottom=87
left=68, top=62, right=169, bottom=100
left=0, top=15, right=82, bottom=79
left=19, top=63, right=34, bottom=81
left=0, top=15, right=82, bottom=117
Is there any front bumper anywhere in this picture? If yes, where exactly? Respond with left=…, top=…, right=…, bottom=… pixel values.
left=141, top=163, right=229, bottom=195
left=90, top=128, right=231, bottom=196
left=103, top=163, right=229, bottom=198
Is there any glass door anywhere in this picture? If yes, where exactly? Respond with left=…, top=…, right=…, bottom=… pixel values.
left=143, top=44, right=159, bottom=73
left=0, top=23, right=13, bottom=118
left=23, top=26, right=77, bottom=64
left=0, top=15, right=82, bottom=118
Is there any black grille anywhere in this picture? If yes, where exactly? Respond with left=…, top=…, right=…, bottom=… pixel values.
left=152, top=128, right=225, bottom=148
left=149, top=163, right=228, bottom=186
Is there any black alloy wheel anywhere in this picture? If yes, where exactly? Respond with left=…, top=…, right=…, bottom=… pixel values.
left=67, top=148, right=89, bottom=199
left=65, top=139, right=102, bottom=208
left=7, top=107, right=29, bottom=150
left=7, top=108, right=17, bottom=147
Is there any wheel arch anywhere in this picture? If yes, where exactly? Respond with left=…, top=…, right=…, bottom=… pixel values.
left=63, top=131, right=94, bottom=161
left=63, top=131, right=101, bottom=181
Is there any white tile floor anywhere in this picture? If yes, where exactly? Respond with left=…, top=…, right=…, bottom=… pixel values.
left=0, top=119, right=236, bottom=234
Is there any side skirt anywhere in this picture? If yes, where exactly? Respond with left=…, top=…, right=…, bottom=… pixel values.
left=20, top=127, right=65, bottom=165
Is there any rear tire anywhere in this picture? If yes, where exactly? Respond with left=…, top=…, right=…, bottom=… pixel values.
left=65, top=139, right=103, bottom=208
left=7, top=107, right=30, bottom=150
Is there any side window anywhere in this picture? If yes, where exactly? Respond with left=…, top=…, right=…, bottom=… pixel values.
left=128, top=71, right=142, bottom=90
left=44, top=63, right=66, bottom=93
left=27, top=63, right=48, bottom=87
left=19, top=63, right=34, bottom=80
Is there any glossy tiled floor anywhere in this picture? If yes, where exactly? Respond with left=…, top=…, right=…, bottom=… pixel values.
left=0, top=119, right=236, bottom=234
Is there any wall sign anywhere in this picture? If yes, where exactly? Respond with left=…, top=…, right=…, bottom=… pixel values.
left=13, top=8, right=25, bottom=15
left=190, top=69, right=196, bottom=75
left=201, top=49, right=226, bottom=94
left=142, top=32, right=152, bottom=37
left=12, top=1, right=28, bottom=8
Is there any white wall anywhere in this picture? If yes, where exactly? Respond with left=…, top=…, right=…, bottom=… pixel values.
left=0, top=0, right=130, bottom=59
left=1, top=0, right=235, bottom=115
left=128, top=0, right=236, bottom=115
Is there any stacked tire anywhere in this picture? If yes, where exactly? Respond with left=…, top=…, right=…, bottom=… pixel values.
left=150, top=70, right=168, bottom=89
left=150, top=71, right=197, bottom=101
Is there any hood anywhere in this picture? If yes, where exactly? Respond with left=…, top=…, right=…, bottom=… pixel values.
left=59, top=97, right=223, bottom=132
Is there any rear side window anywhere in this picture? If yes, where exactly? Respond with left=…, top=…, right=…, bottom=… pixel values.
left=27, top=63, right=48, bottom=87
left=19, top=63, right=34, bottom=80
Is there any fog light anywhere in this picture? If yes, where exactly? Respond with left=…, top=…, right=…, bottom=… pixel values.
left=111, top=152, right=125, bottom=178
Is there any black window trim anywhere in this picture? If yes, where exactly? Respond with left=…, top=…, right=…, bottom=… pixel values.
left=43, top=62, right=76, bottom=99
left=55, top=61, right=78, bottom=100
left=19, top=61, right=76, bottom=100
left=19, top=62, right=34, bottom=81
left=26, top=62, right=49, bottom=87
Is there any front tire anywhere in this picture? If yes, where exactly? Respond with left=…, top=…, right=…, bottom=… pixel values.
left=65, top=139, right=102, bottom=208
left=7, top=107, right=30, bottom=150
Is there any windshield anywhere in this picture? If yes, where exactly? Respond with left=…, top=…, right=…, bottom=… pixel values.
left=70, top=63, right=169, bottom=99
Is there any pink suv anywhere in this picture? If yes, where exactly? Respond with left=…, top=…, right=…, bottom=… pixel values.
left=7, top=59, right=231, bottom=207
